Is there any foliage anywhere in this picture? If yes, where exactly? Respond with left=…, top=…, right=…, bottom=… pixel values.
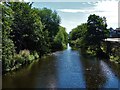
left=32, top=51, right=39, bottom=59
left=109, top=43, right=120, bottom=63
left=1, top=2, right=68, bottom=73
left=110, top=56, right=119, bottom=63
left=54, top=26, right=68, bottom=50
left=85, top=14, right=109, bottom=51
left=13, top=50, right=36, bottom=71
left=69, top=23, right=87, bottom=48
left=69, top=14, right=110, bottom=57
left=38, top=8, right=60, bottom=37
left=8, top=2, right=44, bottom=55
left=8, top=3, right=62, bottom=55
left=1, top=3, right=15, bottom=72
left=37, top=8, right=61, bottom=50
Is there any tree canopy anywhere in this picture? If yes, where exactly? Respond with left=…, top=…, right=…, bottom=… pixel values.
left=1, top=2, right=68, bottom=73
left=54, top=26, right=68, bottom=50
left=85, top=14, right=109, bottom=49
left=69, top=23, right=87, bottom=48
left=69, top=14, right=110, bottom=56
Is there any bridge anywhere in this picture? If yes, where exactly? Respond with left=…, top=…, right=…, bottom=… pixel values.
left=104, top=38, right=120, bottom=43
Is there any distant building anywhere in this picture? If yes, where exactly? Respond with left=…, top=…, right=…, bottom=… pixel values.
left=109, top=27, right=120, bottom=37
left=115, top=28, right=120, bottom=37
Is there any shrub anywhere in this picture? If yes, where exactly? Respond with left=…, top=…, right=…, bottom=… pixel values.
left=32, top=51, right=39, bottom=59
left=28, top=55, right=35, bottom=61
left=13, top=50, right=34, bottom=69
left=110, top=56, right=120, bottom=62
left=19, top=50, right=30, bottom=57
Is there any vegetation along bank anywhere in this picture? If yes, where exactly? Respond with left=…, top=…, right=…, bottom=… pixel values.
left=1, top=2, right=68, bottom=73
left=69, top=14, right=120, bottom=63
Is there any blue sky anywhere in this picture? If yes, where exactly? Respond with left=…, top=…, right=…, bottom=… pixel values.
left=30, top=1, right=119, bottom=33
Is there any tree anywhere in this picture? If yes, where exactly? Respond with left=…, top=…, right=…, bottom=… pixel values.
left=7, top=2, right=50, bottom=56
left=38, top=8, right=61, bottom=50
left=8, top=2, right=38, bottom=52
left=1, top=2, right=68, bottom=73
left=69, top=23, right=87, bottom=48
left=85, top=14, right=109, bottom=51
left=54, top=26, right=68, bottom=50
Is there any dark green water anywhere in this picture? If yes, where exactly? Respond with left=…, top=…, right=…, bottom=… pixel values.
left=2, top=45, right=120, bottom=88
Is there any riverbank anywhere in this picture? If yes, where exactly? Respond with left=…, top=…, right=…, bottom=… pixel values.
left=3, top=48, right=68, bottom=74
left=70, top=45, right=120, bottom=64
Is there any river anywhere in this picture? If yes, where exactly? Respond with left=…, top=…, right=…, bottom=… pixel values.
left=2, top=44, right=120, bottom=88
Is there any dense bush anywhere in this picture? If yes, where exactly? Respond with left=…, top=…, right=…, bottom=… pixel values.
left=14, top=50, right=36, bottom=65
left=4, top=49, right=38, bottom=72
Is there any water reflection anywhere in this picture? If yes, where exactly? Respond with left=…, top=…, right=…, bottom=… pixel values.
left=80, top=51, right=120, bottom=88
left=3, top=56, right=58, bottom=88
left=80, top=54, right=106, bottom=88
left=100, top=60, right=119, bottom=88
left=2, top=45, right=120, bottom=88
left=56, top=50, right=86, bottom=88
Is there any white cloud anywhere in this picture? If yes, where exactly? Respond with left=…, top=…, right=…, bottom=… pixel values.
left=93, top=0, right=118, bottom=28
left=95, top=0, right=118, bottom=12
left=58, top=1, right=118, bottom=14
left=57, top=9, right=103, bottom=13
left=58, top=9, right=84, bottom=13
left=58, top=0, right=118, bottom=29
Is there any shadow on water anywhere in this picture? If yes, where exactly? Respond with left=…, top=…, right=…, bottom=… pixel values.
left=2, top=44, right=120, bottom=88
left=3, top=55, right=58, bottom=88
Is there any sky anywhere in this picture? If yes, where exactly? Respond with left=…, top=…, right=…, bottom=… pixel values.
left=29, top=0, right=119, bottom=33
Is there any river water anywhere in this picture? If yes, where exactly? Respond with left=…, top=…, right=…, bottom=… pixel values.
left=2, top=44, right=120, bottom=88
